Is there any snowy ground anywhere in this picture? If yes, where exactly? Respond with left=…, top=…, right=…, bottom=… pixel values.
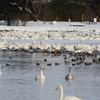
left=0, top=21, right=100, bottom=31
left=0, top=20, right=100, bottom=54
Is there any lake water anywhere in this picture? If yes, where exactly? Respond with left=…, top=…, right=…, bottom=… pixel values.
left=0, top=51, right=100, bottom=100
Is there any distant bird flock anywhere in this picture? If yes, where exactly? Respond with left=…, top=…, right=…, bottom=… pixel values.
left=0, top=30, right=100, bottom=53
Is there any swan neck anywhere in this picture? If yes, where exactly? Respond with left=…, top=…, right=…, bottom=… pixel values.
left=69, top=70, right=72, bottom=76
left=59, top=86, right=63, bottom=100
left=40, top=69, right=43, bottom=75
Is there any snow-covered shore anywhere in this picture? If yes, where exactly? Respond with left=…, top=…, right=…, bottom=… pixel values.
left=0, top=21, right=100, bottom=31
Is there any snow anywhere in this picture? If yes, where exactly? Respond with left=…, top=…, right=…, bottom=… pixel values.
left=0, top=20, right=100, bottom=53
left=0, top=21, right=100, bottom=31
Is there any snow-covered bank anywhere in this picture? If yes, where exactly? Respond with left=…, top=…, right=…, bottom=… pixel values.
left=0, top=21, right=100, bottom=31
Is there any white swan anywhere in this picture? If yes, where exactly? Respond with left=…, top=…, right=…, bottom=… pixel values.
left=0, top=65, right=2, bottom=75
left=55, top=85, right=82, bottom=100
left=35, top=67, right=45, bottom=80
left=65, top=67, right=74, bottom=80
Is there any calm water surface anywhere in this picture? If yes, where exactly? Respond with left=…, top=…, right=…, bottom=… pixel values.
left=0, top=51, right=100, bottom=100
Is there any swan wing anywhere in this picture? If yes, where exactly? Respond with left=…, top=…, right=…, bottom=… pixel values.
left=63, top=96, right=82, bottom=100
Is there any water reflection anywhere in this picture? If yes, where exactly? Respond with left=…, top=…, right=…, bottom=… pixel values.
left=66, top=78, right=74, bottom=85
left=35, top=79, right=45, bottom=86
left=0, top=65, right=2, bottom=75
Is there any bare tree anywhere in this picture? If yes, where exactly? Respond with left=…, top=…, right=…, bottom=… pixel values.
left=25, top=0, right=43, bottom=21
left=42, top=0, right=50, bottom=24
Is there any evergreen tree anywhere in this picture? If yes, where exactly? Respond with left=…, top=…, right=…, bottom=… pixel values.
left=50, top=0, right=87, bottom=21
left=94, top=0, right=100, bottom=21
left=0, top=0, right=24, bottom=25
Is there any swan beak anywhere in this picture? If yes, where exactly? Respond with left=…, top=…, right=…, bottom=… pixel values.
left=55, top=87, right=58, bottom=91
left=41, top=67, right=44, bottom=70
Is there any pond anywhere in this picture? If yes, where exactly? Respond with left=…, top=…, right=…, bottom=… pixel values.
left=0, top=51, right=100, bottom=100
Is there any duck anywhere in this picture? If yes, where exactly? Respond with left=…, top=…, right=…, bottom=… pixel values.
left=47, top=63, right=52, bottom=66
left=65, top=67, right=74, bottom=80
left=35, top=67, right=45, bottom=80
left=55, top=85, right=82, bottom=100
left=36, top=63, right=40, bottom=66
left=44, top=59, right=47, bottom=61
left=64, top=61, right=70, bottom=65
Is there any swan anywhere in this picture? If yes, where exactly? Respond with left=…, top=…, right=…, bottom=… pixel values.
left=55, top=85, right=82, bottom=100
left=0, top=65, right=2, bottom=75
left=35, top=67, right=45, bottom=80
left=65, top=67, right=74, bottom=80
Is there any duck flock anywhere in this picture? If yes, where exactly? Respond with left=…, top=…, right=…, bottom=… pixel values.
left=34, top=51, right=100, bottom=100
left=0, top=30, right=100, bottom=54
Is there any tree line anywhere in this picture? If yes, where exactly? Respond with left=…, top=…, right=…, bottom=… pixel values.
left=0, top=0, right=100, bottom=26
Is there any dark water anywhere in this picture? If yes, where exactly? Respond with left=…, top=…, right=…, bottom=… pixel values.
left=0, top=51, right=100, bottom=100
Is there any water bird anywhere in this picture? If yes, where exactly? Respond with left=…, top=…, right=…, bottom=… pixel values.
left=6, top=64, right=10, bottom=66
left=92, top=59, right=99, bottom=64
left=72, top=63, right=75, bottom=66
left=76, top=57, right=82, bottom=61
left=35, top=67, right=45, bottom=80
left=63, top=55, right=67, bottom=57
left=9, top=57, right=12, bottom=59
left=55, top=85, right=82, bottom=100
left=44, top=59, right=47, bottom=61
left=47, top=63, right=52, bottom=66
left=63, top=57, right=67, bottom=60
left=36, top=63, right=40, bottom=66
left=65, top=67, right=74, bottom=80
left=77, top=62, right=82, bottom=65
left=55, top=63, right=60, bottom=65
left=0, top=65, right=2, bottom=75
left=64, top=61, right=70, bottom=65
left=84, top=62, right=92, bottom=66
left=71, top=59, right=76, bottom=61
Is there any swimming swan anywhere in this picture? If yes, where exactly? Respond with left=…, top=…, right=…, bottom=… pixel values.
left=65, top=67, right=74, bottom=80
left=35, top=67, right=45, bottom=80
left=0, top=65, right=2, bottom=75
left=55, top=85, right=82, bottom=100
